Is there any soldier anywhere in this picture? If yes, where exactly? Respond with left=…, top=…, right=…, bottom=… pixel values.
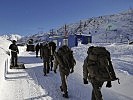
left=54, top=45, right=76, bottom=98
left=83, top=46, right=117, bottom=100
left=41, top=42, right=50, bottom=76
left=48, top=41, right=56, bottom=71
left=39, top=43, right=43, bottom=59
left=9, top=40, right=19, bottom=69
left=35, top=43, right=40, bottom=57
left=83, top=59, right=104, bottom=100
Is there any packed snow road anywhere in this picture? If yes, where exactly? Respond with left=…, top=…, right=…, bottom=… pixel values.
left=2, top=51, right=91, bottom=100
left=0, top=44, right=133, bottom=100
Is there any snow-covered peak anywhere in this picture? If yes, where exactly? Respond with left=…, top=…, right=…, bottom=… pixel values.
left=1, top=34, right=22, bottom=41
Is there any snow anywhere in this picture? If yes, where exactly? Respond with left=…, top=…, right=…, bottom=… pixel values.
left=1, top=34, right=22, bottom=41
left=0, top=37, right=133, bottom=100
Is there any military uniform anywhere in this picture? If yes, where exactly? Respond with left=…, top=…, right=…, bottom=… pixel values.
left=39, top=43, right=43, bottom=59
left=48, top=41, right=56, bottom=71
left=54, top=45, right=76, bottom=98
left=41, top=43, right=50, bottom=76
left=54, top=56, right=69, bottom=95
left=83, top=56, right=104, bottom=100
left=9, top=40, right=19, bottom=68
left=83, top=46, right=118, bottom=100
left=35, top=43, right=40, bottom=57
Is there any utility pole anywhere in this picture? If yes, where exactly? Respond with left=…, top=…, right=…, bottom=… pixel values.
left=105, top=25, right=112, bottom=43
left=79, top=20, right=82, bottom=35
left=64, top=24, right=68, bottom=37
left=64, top=24, right=68, bottom=45
left=105, top=28, right=108, bottom=43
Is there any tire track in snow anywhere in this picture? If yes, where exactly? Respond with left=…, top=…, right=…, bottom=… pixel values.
left=113, top=58, right=133, bottom=75
left=33, top=68, right=63, bottom=99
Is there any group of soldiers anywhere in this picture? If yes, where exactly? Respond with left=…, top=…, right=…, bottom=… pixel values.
left=9, top=40, right=116, bottom=100
left=35, top=42, right=73, bottom=98
left=35, top=41, right=56, bottom=75
left=35, top=42, right=117, bottom=100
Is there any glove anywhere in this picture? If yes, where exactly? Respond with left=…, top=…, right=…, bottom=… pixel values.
left=106, top=81, right=112, bottom=88
left=70, top=69, right=74, bottom=73
left=54, top=70, right=57, bottom=73
left=6, top=51, right=10, bottom=56
left=83, top=78, right=88, bottom=84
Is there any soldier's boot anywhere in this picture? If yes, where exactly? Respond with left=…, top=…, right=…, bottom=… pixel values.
left=43, top=70, right=47, bottom=76
left=60, top=86, right=63, bottom=92
left=44, top=73, right=47, bottom=76
left=47, top=69, right=49, bottom=74
left=46, top=62, right=50, bottom=73
left=63, top=92, right=69, bottom=98
left=10, top=65, right=14, bottom=69
left=15, top=64, right=18, bottom=67
left=50, top=62, right=53, bottom=71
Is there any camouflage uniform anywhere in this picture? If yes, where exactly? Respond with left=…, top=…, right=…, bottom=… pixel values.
left=54, top=56, right=69, bottom=95
left=83, top=56, right=104, bottom=100
left=54, top=45, right=76, bottom=98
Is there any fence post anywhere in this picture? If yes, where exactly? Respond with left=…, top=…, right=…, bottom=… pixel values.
left=4, top=57, right=10, bottom=80
left=4, top=59, right=7, bottom=79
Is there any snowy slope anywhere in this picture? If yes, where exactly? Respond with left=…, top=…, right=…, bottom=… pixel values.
left=0, top=36, right=133, bottom=100
left=19, top=9, right=133, bottom=44
left=0, top=37, right=11, bottom=55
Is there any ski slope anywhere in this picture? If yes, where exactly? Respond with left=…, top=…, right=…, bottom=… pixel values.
left=0, top=43, right=133, bottom=100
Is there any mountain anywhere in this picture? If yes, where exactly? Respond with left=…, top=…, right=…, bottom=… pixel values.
left=0, top=34, right=22, bottom=42
left=19, top=9, right=133, bottom=43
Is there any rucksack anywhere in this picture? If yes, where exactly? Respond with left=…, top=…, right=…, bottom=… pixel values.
left=56, top=45, right=76, bottom=72
left=42, top=43, right=50, bottom=58
left=48, top=41, right=56, bottom=55
left=87, top=46, right=118, bottom=82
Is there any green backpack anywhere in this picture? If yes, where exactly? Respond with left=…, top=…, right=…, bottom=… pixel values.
left=87, top=46, right=118, bottom=82
left=55, top=45, right=76, bottom=74
left=42, top=43, right=50, bottom=58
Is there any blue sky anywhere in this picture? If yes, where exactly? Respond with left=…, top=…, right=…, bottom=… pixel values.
left=0, top=0, right=133, bottom=36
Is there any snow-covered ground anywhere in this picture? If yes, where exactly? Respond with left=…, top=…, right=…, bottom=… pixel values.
left=0, top=37, right=133, bottom=100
